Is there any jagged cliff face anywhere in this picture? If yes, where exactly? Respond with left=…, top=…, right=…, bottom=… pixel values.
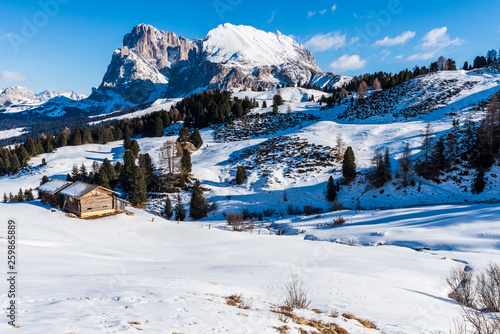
left=91, top=23, right=347, bottom=105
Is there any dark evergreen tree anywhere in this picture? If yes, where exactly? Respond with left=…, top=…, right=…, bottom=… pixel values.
left=399, top=143, right=413, bottom=187
left=181, top=149, right=192, bottom=174
left=82, top=127, right=93, bottom=144
left=462, top=61, right=469, bottom=70
left=273, top=94, right=283, bottom=106
left=178, top=127, right=191, bottom=142
left=101, top=158, right=116, bottom=181
left=190, top=128, right=203, bottom=149
left=262, top=101, right=267, bottom=108
left=189, top=180, right=208, bottom=220
left=472, top=170, right=486, bottom=194
left=326, top=176, right=337, bottom=202
left=41, top=175, right=50, bottom=185
left=128, top=166, right=148, bottom=206
left=174, top=193, right=186, bottom=221
left=236, top=166, right=247, bottom=185
left=473, top=56, right=487, bottom=69
left=79, top=164, right=88, bottom=182
left=130, top=140, right=140, bottom=156
left=272, top=103, right=279, bottom=115
left=66, top=173, right=72, bottom=182
left=71, top=164, right=80, bottom=181
left=415, top=123, right=434, bottom=179
left=24, top=189, right=34, bottom=201
left=162, top=196, right=173, bottom=219
left=17, top=188, right=24, bottom=202
left=123, top=134, right=132, bottom=150
left=3, top=193, right=8, bottom=202
left=10, top=154, right=20, bottom=172
left=342, top=147, right=356, bottom=178
left=24, top=137, right=36, bottom=156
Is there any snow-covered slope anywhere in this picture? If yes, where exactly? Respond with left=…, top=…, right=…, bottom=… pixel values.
left=339, top=67, right=500, bottom=123
left=1, top=201, right=499, bottom=333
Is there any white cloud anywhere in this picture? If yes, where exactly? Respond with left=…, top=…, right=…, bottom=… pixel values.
left=268, top=11, right=275, bottom=24
left=0, top=71, right=26, bottom=82
left=395, top=54, right=404, bottom=59
left=307, top=11, right=315, bottom=19
left=372, top=31, right=415, bottom=47
left=420, top=27, right=463, bottom=49
left=305, top=32, right=346, bottom=52
left=405, top=27, right=464, bottom=62
left=331, top=5, right=337, bottom=13
left=329, top=54, right=366, bottom=72
left=406, top=52, right=436, bottom=61
left=319, top=9, right=327, bottom=14
left=350, top=37, right=359, bottom=45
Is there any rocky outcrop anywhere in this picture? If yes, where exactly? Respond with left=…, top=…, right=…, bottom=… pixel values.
left=90, top=23, right=349, bottom=105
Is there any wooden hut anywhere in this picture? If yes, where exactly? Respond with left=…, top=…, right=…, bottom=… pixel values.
left=37, top=179, right=72, bottom=208
left=57, top=181, right=129, bottom=217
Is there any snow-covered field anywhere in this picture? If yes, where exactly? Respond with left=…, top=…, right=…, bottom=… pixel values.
left=1, top=201, right=499, bottom=333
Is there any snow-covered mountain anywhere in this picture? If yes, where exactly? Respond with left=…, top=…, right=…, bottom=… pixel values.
left=89, top=23, right=348, bottom=104
left=0, top=86, right=86, bottom=110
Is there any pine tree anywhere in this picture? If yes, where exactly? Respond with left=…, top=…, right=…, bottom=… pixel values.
left=79, top=164, right=88, bottom=182
left=41, top=175, right=50, bottom=185
left=96, top=171, right=110, bottom=189
left=130, top=140, right=140, bottom=156
left=190, top=128, right=203, bottom=149
left=174, top=193, right=186, bottom=221
left=326, top=176, right=337, bottom=202
left=101, top=158, right=116, bottom=181
left=122, top=150, right=137, bottom=192
left=9, top=192, right=14, bottom=202
left=24, top=138, right=36, bottom=156
left=66, top=173, right=72, bottom=182
left=189, top=180, right=208, bottom=220
left=178, top=127, right=190, bottom=143
left=272, top=104, right=279, bottom=115
left=342, top=147, right=356, bottom=178
left=262, top=101, right=267, bottom=108
left=123, top=134, right=131, bottom=150
left=10, top=154, right=20, bottom=172
left=71, top=164, right=80, bottom=181
left=236, top=166, right=247, bottom=185
left=181, top=149, right=192, bottom=174
left=24, top=189, right=34, bottom=201
left=3, top=193, right=8, bottom=202
left=17, top=188, right=24, bottom=202
left=472, top=170, right=486, bottom=194
left=58, top=133, right=67, bottom=147
left=180, top=173, right=186, bottom=188
left=162, top=196, right=173, bottom=219
left=273, top=94, right=283, bottom=106
left=128, top=166, right=148, bottom=205
left=82, top=127, right=93, bottom=144
left=384, top=147, right=391, bottom=177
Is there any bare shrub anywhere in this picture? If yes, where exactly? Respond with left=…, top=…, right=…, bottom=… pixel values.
left=263, top=208, right=276, bottom=217
left=304, top=205, right=322, bottom=216
left=328, top=200, right=344, bottom=212
left=284, top=273, right=311, bottom=309
left=226, top=213, right=254, bottom=231
left=447, top=264, right=500, bottom=333
left=326, top=216, right=346, bottom=227
left=446, top=266, right=475, bottom=308
left=286, top=204, right=302, bottom=215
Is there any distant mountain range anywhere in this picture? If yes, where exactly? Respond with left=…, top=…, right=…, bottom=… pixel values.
left=0, top=23, right=349, bottom=119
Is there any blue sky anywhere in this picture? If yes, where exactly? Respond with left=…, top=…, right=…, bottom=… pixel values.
left=1, top=0, right=499, bottom=95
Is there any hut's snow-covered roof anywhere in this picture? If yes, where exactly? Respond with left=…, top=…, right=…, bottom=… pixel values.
left=58, top=181, right=118, bottom=200
left=37, top=179, right=72, bottom=195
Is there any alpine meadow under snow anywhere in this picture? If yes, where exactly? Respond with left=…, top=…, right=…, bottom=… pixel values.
left=1, top=20, right=500, bottom=334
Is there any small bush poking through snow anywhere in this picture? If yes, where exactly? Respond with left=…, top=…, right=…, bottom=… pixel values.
left=284, top=273, right=311, bottom=309
left=226, top=213, right=254, bottom=231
